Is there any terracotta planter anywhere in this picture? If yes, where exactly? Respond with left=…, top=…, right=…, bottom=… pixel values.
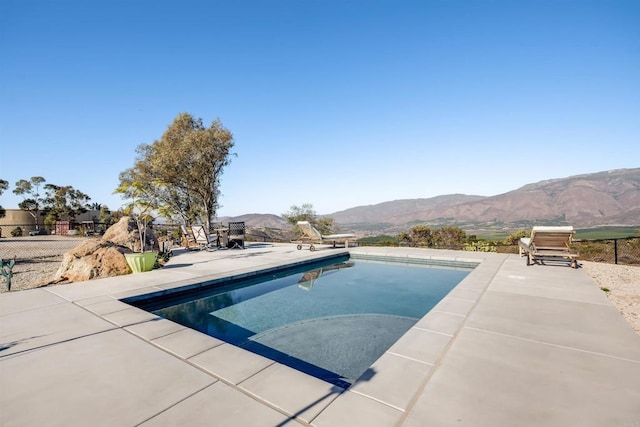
left=124, top=252, right=158, bottom=273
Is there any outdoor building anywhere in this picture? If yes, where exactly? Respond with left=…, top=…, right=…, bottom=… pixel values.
left=0, top=209, right=101, bottom=236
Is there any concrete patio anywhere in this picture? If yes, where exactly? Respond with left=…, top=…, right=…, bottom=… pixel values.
left=1, top=243, right=639, bottom=426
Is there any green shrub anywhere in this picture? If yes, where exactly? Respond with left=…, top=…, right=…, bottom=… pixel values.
left=504, top=230, right=529, bottom=245
left=10, top=227, right=23, bottom=237
left=463, top=241, right=497, bottom=252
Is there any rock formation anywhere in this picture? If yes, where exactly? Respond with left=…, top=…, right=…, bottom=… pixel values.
left=50, top=216, right=159, bottom=284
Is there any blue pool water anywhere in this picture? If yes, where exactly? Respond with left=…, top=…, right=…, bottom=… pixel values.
left=134, top=255, right=472, bottom=387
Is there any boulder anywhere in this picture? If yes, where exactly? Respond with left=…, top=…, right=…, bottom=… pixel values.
left=50, top=216, right=160, bottom=284
left=51, top=239, right=131, bottom=283
left=102, top=216, right=159, bottom=253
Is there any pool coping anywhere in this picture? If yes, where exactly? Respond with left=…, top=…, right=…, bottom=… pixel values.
left=122, top=250, right=480, bottom=390
left=105, top=247, right=492, bottom=424
left=2, top=243, right=639, bottom=426
left=117, top=247, right=496, bottom=424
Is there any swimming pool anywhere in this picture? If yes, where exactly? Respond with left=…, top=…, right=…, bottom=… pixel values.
left=130, top=254, right=474, bottom=387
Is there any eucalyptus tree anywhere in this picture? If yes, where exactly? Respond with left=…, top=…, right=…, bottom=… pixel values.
left=0, top=179, right=8, bottom=218
left=119, top=113, right=235, bottom=232
left=13, top=176, right=46, bottom=226
left=99, top=205, right=112, bottom=225
left=282, top=203, right=316, bottom=225
left=402, top=225, right=467, bottom=247
left=282, top=203, right=334, bottom=235
left=42, top=184, right=90, bottom=221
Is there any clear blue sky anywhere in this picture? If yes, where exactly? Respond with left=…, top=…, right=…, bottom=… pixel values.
left=1, top=0, right=638, bottom=217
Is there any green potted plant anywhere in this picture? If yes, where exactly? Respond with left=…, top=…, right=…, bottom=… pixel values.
left=114, top=179, right=158, bottom=273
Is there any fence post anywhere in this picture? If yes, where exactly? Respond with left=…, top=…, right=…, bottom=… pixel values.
left=614, top=239, right=618, bottom=264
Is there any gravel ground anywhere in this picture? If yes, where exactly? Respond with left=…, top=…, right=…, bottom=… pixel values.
left=0, top=236, right=89, bottom=293
left=581, top=260, right=640, bottom=334
left=2, top=241, right=639, bottom=334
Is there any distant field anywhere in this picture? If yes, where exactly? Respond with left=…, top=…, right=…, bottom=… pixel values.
left=574, top=226, right=639, bottom=240
left=473, top=226, right=639, bottom=241
left=359, top=226, right=640, bottom=244
left=471, top=232, right=511, bottom=241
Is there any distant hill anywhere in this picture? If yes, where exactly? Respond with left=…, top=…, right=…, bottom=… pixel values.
left=330, top=194, right=486, bottom=229
left=221, top=168, right=640, bottom=235
left=330, top=194, right=486, bottom=224
left=419, top=168, right=640, bottom=227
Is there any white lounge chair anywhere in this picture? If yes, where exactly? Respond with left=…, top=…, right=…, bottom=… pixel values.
left=180, top=225, right=198, bottom=249
left=297, top=261, right=355, bottom=289
left=519, top=226, right=579, bottom=268
left=190, top=224, right=217, bottom=251
left=297, top=268, right=323, bottom=290
left=295, top=221, right=357, bottom=251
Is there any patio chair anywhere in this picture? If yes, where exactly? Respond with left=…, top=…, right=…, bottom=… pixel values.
left=227, top=221, right=245, bottom=249
left=297, top=268, right=323, bottom=290
left=297, top=260, right=355, bottom=290
left=518, top=226, right=579, bottom=268
left=190, top=224, right=217, bottom=251
left=211, top=222, right=229, bottom=249
left=180, top=225, right=198, bottom=250
left=295, top=221, right=357, bottom=251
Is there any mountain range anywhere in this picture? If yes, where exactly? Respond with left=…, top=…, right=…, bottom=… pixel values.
left=220, top=168, right=640, bottom=235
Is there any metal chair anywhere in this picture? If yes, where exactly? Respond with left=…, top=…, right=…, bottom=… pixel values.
left=227, top=221, right=245, bottom=249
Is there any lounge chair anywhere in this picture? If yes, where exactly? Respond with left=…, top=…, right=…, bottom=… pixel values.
left=180, top=225, right=198, bottom=249
left=297, top=261, right=355, bottom=290
left=191, top=224, right=217, bottom=251
left=297, top=268, right=323, bottom=290
left=519, top=226, right=579, bottom=268
left=295, top=221, right=357, bottom=251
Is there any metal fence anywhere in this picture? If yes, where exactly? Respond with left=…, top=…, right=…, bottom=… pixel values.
left=0, top=222, right=291, bottom=261
left=1, top=222, right=639, bottom=266
left=361, top=237, right=640, bottom=266
left=0, top=236, right=88, bottom=261
left=488, top=237, right=640, bottom=265
left=573, top=237, right=640, bottom=265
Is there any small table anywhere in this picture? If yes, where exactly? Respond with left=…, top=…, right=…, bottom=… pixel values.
left=213, top=228, right=229, bottom=248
